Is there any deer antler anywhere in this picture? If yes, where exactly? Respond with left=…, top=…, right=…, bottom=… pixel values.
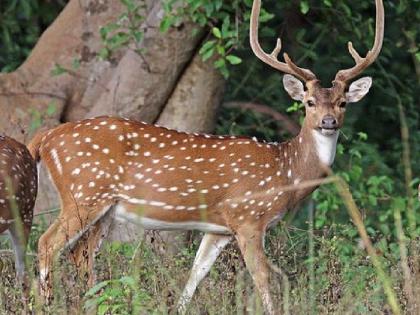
left=334, top=0, right=385, bottom=83
left=250, top=0, right=317, bottom=82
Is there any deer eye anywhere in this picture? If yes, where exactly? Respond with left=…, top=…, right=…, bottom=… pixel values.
left=339, top=101, right=347, bottom=108
left=307, top=100, right=315, bottom=107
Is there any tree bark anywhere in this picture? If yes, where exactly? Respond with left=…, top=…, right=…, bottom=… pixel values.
left=157, top=53, right=225, bottom=133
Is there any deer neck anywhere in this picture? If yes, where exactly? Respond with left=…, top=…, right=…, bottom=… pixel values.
left=281, top=119, right=339, bottom=182
left=310, top=130, right=339, bottom=167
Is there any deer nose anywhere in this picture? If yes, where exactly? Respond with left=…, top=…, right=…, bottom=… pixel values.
left=321, top=115, right=338, bottom=129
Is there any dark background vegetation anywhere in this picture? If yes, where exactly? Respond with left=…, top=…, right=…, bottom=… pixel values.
left=0, top=0, right=418, bottom=314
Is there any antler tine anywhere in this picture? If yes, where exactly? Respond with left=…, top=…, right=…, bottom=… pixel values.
left=335, top=0, right=385, bottom=83
left=283, top=53, right=317, bottom=82
left=347, top=42, right=363, bottom=63
left=250, top=0, right=317, bottom=82
left=270, top=38, right=282, bottom=59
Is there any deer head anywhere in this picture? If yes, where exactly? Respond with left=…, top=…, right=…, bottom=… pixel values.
left=250, top=0, right=384, bottom=136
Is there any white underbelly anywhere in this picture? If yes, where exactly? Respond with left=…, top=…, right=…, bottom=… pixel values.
left=114, top=204, right=231, bottom=234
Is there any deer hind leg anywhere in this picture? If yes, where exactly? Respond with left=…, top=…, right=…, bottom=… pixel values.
left=69, top=208, right=114, bottom=288
left=177, top=233, right=232, bottom=314
left=235, top=227, right=276, bottom=315
left=37, top=204, right=113, bottom=302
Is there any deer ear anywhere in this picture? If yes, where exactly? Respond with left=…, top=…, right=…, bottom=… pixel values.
left=346, top=77, right=372, bottom=103
left=283, top=75, right=305, bottom=101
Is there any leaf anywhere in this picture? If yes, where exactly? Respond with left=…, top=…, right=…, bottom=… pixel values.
left=19, top=0, right=32, bottom=19
left=84, top=298, right=100, bottom=311
left=216, top=44, right=225, bottom=55
left=2, top=28, right=11, bottom=48
left=160, top=17, right=173, bottom=33
left=199, top=40, right=216, bottom=54
left=100, top=23, right=119, bottom=40
left=121, top=0, right=136, bottom=12
left=204, top=3, right=214, bottom=17
left=368, top=195, right=378, bottom=206
left=220, top=66, right=229, bottom=79
left=226, top=55, right=242, bottom=65
left=259, top=9, right=275, bottom=22
left=244, top=0, right=253, bottom=7
left=214, top=58, right=226, bottom=69
left=85, top=281, right=109, bottom=296
left=46, top=102, right=56, bottom=116
left=108, top=32, right=130, bottom=50
left=98, top=47, right=110, bottom=60
left=132, top=31, right=143, bottom=43
left=191, top=28, right=200, bottom=37
left=98, top=304, right=110, bottom=315
left=349, top=148, right=362, bottom=159
left=323, top=0, right=332, bottom=7
left=221, top=16, right=231, bottom=37
left=357, top=132, right=368, bottom=141
left=212, top=27, right=222, bottom=39
left=50, top=64, right=67, bottom=76
left=72, top=58, right=80, bottom=70
left=300, top=1, right=310, bottom=15
left=201, top=47, right=215, bottom=62
left=119, top=276, right=136, bottom=288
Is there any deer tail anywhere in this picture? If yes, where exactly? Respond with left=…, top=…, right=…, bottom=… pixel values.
left=27, top=129, right=50, bottom=162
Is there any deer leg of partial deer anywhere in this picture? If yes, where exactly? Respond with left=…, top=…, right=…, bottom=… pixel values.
left=177, top=233, right=232, bottom=314
left=70, top=209, right=114, bottom=287
left=9, top=222, right=32, bottom=310
left=236, top=228, right=276, bottom=315
left=38, top=205, right=112, bottom=301
left=8, top=225, right=28, bottom=285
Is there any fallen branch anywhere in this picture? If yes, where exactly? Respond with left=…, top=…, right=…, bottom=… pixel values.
left=34, top=208, right=60, bottom=217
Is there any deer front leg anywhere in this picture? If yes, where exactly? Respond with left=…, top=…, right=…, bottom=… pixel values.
left=236, top=227, right=276, bottom=315
left=69, top=209, right=114, bottom=288
left=177, top=233, right=232, bottom=314
left=38, top=205, right=112, bottom=302
left=37, top=218, right=62, bottom=301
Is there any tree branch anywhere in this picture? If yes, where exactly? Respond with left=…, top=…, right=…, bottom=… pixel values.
left=223, top=101, right=301, bottom=136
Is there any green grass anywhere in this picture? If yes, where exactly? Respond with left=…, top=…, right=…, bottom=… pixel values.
left=1, top=217, right=419, bottom=314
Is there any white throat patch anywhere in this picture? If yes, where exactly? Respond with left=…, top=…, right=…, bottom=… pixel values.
left=311, top=130, right=339, bottom=166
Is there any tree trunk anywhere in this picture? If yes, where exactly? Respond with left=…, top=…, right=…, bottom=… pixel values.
left=0, top=0, right=225, bottom=245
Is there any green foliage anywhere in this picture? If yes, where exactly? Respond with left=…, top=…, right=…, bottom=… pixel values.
left=300, top=1, right=310, bottom=15
left=161, top=0, right=275, bottom=77
left=84, top=275, right=151, bottom=314
left=99, top=0, right=146, bottom=60
left=0, top=221, right=418, bottom=313
left=28, top=101, right=57, bottom=132
left=0, top=0, right=65, bottom=72
left=50, top=63, right=67, bottom=76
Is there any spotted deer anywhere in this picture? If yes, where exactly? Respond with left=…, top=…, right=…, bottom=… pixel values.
left=0, top=136, right=37, bottom=288
left=28, top=0, right=384, bottom=313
